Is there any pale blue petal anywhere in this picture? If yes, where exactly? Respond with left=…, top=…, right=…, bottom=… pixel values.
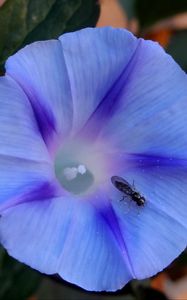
left=0, top=195, right=132, bottom=291
left=110, top=165, right=187, bottom=279
left=99, top=38, right=187, bottom=159
left=6, top=28, right=141, bottom=141
left=6, top=40, right=73, bottom=146
left=0, top=76, right=49, bottom=161
left=2, top=27, right=187, bottom=292
left=59, top=27, right=138, bottom=133
left=0, top=76, right=53, bottom=210
left=0, top=157, right=54, bottom=212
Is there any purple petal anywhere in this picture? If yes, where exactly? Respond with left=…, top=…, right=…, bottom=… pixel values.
left=110, top=165, right=187, bottom=278
left=2, top=27, right=187, bottom=293
left=0, top=156, right=54, bottom=212
left=59, top=27, right=138, bottom=134
left=79, top=40, right=141, bottom=139
left=98, top=37, right=187, bottom=159
left=0, top=76, right=49, bottom=161
left=0, top=194, right=132, bottom=291
left=0, top=76, right=54, bottom=211
left=112, top=199, right=186, bottom=279
left=108, top=152, right=187, bottom=175
left=6, top=40, right=73, bottom=148
left=117, top=164, right=187, bottom=231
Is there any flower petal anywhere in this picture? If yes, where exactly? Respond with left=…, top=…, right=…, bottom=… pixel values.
left=0, top=195, right=132, bottom=291
left=5, top=40, right=73, bottom=147
left=0, top=76, right=49, bottom=161
left=110, top=164, right=187, bottom=279
left=59, top=27, right=138, bottom=132
left=98, top=37, right=187, bottom=159
left=0, top=76, right=54, bottom=211
left=6, top=28, right=141, bottom=141
left=0, top=157, right=54, bottom=212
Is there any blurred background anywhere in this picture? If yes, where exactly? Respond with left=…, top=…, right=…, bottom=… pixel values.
left=0, top=0, right=187, bottom=299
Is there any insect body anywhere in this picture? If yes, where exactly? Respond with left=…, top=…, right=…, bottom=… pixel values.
left=111, top=176, right=145, bottom=206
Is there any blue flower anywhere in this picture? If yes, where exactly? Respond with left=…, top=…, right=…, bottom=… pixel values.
left=0, top=27, right=187, bottom=292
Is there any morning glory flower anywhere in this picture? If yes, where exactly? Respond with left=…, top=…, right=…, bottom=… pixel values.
left=0, top=27, right=187, bottom=292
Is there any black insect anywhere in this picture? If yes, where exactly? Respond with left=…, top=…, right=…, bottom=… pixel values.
left=111, top=176, right=146, bottom=206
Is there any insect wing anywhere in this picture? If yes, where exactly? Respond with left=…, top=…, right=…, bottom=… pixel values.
left=111, top=176, right=133, bottom=194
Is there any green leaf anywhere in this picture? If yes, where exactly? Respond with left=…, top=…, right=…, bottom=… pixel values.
left=119, top=0, right=136, bottom=19
left=135, top=0, right=187, bottom=29
left=167, top=30, right=187, bottom=72
left=0, top=0, right=55, bottom=68
left=22, top=0, right=100, bottom=46
left=37, top=277, right=136, bottom=300
left=0, top=247, right=41, bottom=300
left=0, top=0, right=100, bottom=72
left=130, top=280, right=168, bottom=300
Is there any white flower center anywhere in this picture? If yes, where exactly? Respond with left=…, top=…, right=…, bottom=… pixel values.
left=54, top=138, right=110, bottom=195
left=63, top=164, right=87, bottom=181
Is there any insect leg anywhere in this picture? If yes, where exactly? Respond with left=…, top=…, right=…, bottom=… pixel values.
left=120, top=196, right=125, bottom=201
left=120, top=194, right=129, bottom=201
left=132, top=180, right=135, bottom=188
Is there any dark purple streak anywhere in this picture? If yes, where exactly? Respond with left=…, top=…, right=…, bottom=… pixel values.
left=77, top=40, right=142, bottom=141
